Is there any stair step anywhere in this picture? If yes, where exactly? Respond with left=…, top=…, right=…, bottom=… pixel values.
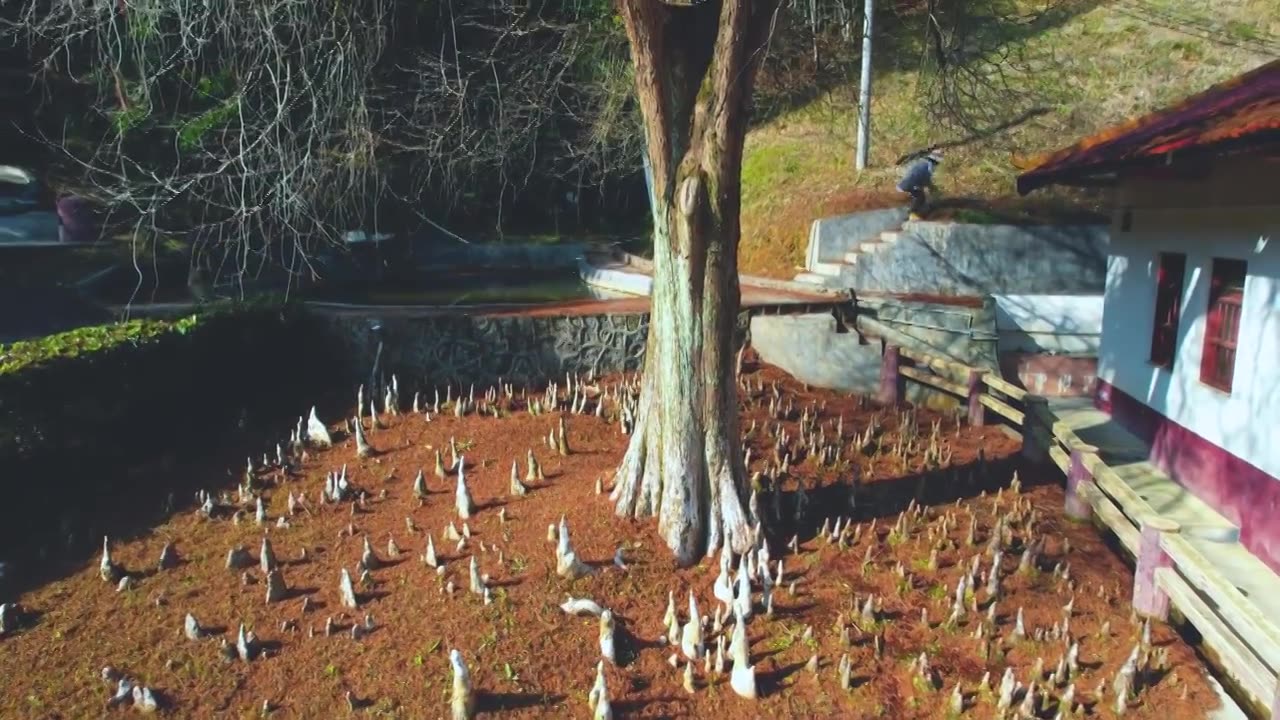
left=880, top=231, right=901, bottom=243
left=858, top=241, right=888, bottom=254
left=809, top=260, right=845, bottom=277
left=842, top=252, right=861, bottom=265
left=793, top=272, right=838, bottom=287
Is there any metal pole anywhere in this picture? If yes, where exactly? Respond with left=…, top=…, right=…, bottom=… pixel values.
left=855, top=0, right=874, bottom=171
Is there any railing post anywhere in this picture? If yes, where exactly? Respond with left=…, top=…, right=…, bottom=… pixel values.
left=1021, top=394, right=1049, bottom=463
left=1133, top=516, right=1181, bottom=621
left=879, top=343, right=901, bottom=406
left=1065, top=443, right=1098, bottom=521
left=967, top=369, right=986, bottom=426
left=1271, top=681, right=1280, bottom=720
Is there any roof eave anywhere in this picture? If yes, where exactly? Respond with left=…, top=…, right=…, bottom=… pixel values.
left=1016, top=133, right=1280, bottom=195
left=1017, top=169, right=1118, bottom=195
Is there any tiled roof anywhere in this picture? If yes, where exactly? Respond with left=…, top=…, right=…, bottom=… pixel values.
left=1016, top=59, right=1280, bottom=194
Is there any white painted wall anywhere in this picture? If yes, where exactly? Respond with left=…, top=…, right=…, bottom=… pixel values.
left=993, top=294, right=1103, bottom=354
left=1097, top=202, right=1280, bottom=480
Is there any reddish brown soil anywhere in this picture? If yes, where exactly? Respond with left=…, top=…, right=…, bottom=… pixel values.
left=0, top=358, right=1219, bottom=719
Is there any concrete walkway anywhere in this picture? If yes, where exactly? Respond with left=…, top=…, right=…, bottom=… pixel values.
left=1049, top=394, right=1280, bottom=625
left=1050, top=398, right=1240, bottom=543
left=579, top=252, right=847, bottom=305
left=1050, top=397, right=1280, bottom=686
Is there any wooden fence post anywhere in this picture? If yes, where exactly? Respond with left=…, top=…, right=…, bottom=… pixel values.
left=1133, top=516, right=1181, bottom=621
left=1021, top=395, right=1049, bottom=462
left=967, top=369, right=986, bottom=426
left=1065, top=443, right=1098, bottom=521
left=879, top=343, right=901, bottom=406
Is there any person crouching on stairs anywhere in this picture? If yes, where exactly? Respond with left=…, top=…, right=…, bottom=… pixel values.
left=896, top=151, right=942, bottom=220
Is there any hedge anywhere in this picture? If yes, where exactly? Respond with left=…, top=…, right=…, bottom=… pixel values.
left=0, top=316, right=202, bottom=377
left=0, top=302, right=324, bottom=466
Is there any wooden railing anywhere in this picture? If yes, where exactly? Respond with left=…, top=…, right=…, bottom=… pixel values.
left=878, top=341, right=1280, bottom=715
left=879, top=343, right=1047, bottom=458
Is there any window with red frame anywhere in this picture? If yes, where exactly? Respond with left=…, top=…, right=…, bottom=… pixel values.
left=1150, top=252, right=1186, bottom=368
left=1201, top=258, right=1247, bottom=392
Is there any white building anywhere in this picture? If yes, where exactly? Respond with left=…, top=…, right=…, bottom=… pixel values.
left=1017, top=59, right=1280, bottom=573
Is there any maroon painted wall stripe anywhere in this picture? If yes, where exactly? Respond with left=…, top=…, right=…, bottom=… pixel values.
left=1095, top=379, right=1280, bottom=574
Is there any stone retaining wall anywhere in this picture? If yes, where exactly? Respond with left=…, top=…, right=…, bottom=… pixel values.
left=863, top=296, right=999, bottom=369
left=315, top=303, right=774, bottom=392
left=849, top=221, right=1108, bottom=296
left=316, top=311, right=651, bottom=389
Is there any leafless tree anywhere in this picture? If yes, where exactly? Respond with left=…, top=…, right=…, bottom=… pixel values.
left=913, top=0, right=1072, bottom=136
left=11, top=0, right=400, bottom=295
left=5, top=0, right=1077, bottom=298
left=385, top=0, right=642, bottom=229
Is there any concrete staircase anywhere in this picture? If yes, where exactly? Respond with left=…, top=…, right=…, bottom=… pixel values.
left=794, top=226, right=905, bottom=288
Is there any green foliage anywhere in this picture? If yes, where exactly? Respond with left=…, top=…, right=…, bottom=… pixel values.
left=111, top=105, right=150, bottom=136
left=128, top=11, right=157, bottom=41
left=178, top=98, right=240, bottom=151
left=0, top=316, right=201, bottom=377
left=195, top=69, right=238, bottom=101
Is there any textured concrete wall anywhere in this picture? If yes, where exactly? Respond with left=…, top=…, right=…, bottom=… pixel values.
left=1098, top=203, right=1280, bottom=483
left=319, top=312, right=650, bottom=389
left=865, top=297, right=999, bottom=369
left=750, top=313, right=883, bottom=394
left=849, top=222, right=1109, bottom=295
left=999, top=353, right=1098, bottom=397
left=750, top=311, right=967, bottom=410
left=806, top=207, right=910, bottom=268
left=577, top=259, right=653, bottom=296
left=993, top=294, right=1103, bottom=355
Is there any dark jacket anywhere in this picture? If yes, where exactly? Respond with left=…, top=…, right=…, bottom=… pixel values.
left=896, top=158, right=937, bottom=192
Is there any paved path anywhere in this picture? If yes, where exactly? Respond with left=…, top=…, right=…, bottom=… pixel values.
left=1050, top=398, right=1239, bottom=541
left=301, top=264, right=843, bottom=319
left=1050, top=397, right=1279, bottom=719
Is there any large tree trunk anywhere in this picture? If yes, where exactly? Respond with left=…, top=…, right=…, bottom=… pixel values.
left=611, top=0, right=778, bottom=566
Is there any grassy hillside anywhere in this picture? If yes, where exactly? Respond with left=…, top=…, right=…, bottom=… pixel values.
left=739, top=0, right=1279, bottom=278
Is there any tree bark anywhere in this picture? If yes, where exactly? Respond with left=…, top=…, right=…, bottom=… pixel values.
left=611, top=0, right=779, bottom=566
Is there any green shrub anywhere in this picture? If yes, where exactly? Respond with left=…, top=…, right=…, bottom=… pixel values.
left=0, top=316, right=201, bottom=377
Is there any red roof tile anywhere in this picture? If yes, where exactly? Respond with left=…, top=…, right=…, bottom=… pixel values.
left=1016, top=59, right=1280, bottom=194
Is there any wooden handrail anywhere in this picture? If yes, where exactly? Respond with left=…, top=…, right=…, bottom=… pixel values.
left=982, top=373, right=1028, bottom=401
left=899, top=366, right=967, bottom=397
left=1033, top=397, right=1280, bottom=713
left=1078, top=483, right=1140, bottom=554
left=1051, top=420, right=1086, bottom=450
left=1162, top=534, right=1280, bottom=674
left=857, top=316, right=972, bottom=371
left=1083, top=456, right=1157, bottom=526
left=1156, top=567, right=1278, bottom=705
left=898, top=346, right=971, bottom=378
left=1048, top=444, right=1070, bottom=474
left=979, top=394, right=1024, bottom=425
